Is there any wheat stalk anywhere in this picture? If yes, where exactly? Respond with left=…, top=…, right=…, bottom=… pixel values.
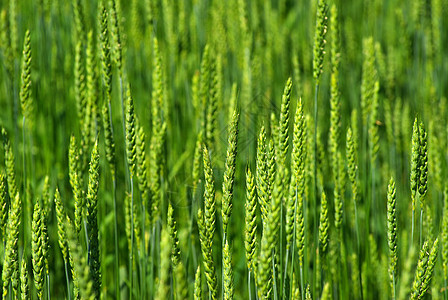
left=54, top=188, right=71, bottom=300
left=67, top=219, right=95, bottom=300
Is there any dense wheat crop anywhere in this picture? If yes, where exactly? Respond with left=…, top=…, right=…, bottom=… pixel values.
left=0, top=0, right=447, bottom=299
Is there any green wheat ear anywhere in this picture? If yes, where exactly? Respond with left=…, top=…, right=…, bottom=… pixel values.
left=313, top=0, right=328, bottom=83
left=206, top=54, right=219, bottom=151
left=0, top=9, right=13, bottom=79
left=267, top=139, right=276, bottom=199
left=411, top=238, right=439, bottom=300
left=20, top=29, right=33, bottom=128
left=168, top=203, right=188, bottom=299
left=54, top=188, right=68, bottom=261
left=346, top=127, right=358, bottom=201
left=321, top=282, right=331, bottom=300
left=292, top=98, right=306, bottom=266
left=360, top=37, right=378, bottom=126
left=256, top=126, right=269, bottom=225
left=136, top=121, right=148, bottom=201
left=387, top=177, right=398, bottom=297
left=192, top=131, right=204, bottom=191
left=197, top=207, right=217, bottom=300
left=74, top=40, right=87, bottom=130
left=20, top=257, right=29, bottom=300
left=244, top=167, right=257, bottom=273
left=86, top=140, right=101, bottom=297
left=40, top=182, right=50, bottom=278
left=329, top=4, right=341, bottom=177
left=257, top=168, right=284, bottom=299
left=257, top=212, right=273, bottom=299
left=149, top=36, right=166, bottom=226
left=99, top=0, right=112, bottom=100
left=223, top=239, right=234, bottom=300
left=222, top=110, right=239, bottom=236
left=125, top=86, right=137, bottom=177
left=333, top=152, right=344, bottom=234
left=203, top=147, right=216, bottom=242
left=410, top=117, right=420, bottom=209
left=442, top=187, right=448, bottom=285
left=418, top=121, right=428, bottom=204
left=167, top=203, right=180, bottom=266
left=194, top=265, right=202, bottom=300
left=73, top=0, right=86, bottom=41
left=2, top=193, right=21, bottom=298
left=199, top=44, right=211, bottom=140
left=278, top=77, right=292, bottom=169
left=69, top=135, right=84, bottom=235
left=0, top=173, right=8, bottom=240
left=124, top=192, right=133, bottom=259
left=369, top=80, right=380, bottom=163
left=41, top=175, right=52, bottom=220
left=31, top=198, right=46, bottom=299
left=83, top=30, right=99, bottom=155
left=102, top=103, right=116, bottom=177
left=319, top=191, right=329, bottom=256
left=199, top=147, right=218, bottom=299
left=3, top=128, right=18, bottom=200
left=108, top=0, right=123, bottom=73
left=305, top=284, right=312, bottom=299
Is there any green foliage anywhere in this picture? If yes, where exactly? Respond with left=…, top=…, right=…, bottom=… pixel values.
left=0, top=1, right=447, bottom=299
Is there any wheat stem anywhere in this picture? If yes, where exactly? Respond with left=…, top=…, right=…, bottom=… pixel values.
left=248, top=270, right=252, bottom=300
left=420, top=209, right=423, bottom=250
left=112, top=177, right=120, bottom=300
left=130, top=176, right=134, bottom=297
left=64, top=260, right=71, bottom=300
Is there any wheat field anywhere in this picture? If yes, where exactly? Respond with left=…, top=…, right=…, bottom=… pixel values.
left=0, top=0, right=447, bottom=299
